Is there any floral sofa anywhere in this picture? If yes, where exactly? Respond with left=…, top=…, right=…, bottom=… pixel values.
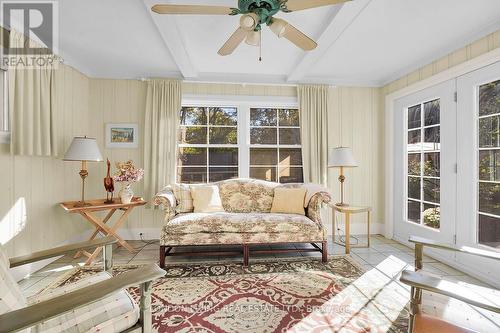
left=153, top=178, right=332, bottom=267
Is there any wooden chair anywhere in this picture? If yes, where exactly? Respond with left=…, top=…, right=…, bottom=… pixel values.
left=0, top=236, right=165, bottom=333
left=400, top=236, right=500, bottom=333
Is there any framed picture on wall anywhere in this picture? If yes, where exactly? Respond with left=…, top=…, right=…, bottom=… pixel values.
left=106, top=123, right=139, bottom=148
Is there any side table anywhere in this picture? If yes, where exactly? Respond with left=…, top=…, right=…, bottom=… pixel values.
left=330, top=204, right=371, bottom=254
left=60, top=197, right=147, bottom=265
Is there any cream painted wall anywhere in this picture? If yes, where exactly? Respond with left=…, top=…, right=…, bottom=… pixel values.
left=0, top=65, right=92, bottom=259
left=327, top=87, right=384, bottom=233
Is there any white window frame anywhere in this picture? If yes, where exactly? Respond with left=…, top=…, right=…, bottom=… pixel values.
left=179, top=94, right=299, bottom=182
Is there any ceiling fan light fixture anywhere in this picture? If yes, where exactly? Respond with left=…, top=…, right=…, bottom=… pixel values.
left=245, top=30, right=260, bottom=46
left=240, top=13, right=259, bottom=31
left=269, top=18, right=287, bottom=38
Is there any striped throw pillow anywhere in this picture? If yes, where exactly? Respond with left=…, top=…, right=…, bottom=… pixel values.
left=172, top=183, right=194, bottom=213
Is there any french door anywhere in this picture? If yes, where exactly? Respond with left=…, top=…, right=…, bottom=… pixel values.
left=393, top=61, right=500, bottom=283
left=393, top=80, right=457, bottom=251
left=457, top=61, right=500, bottom=280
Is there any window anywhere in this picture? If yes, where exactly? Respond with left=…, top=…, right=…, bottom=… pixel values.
left=249, top=108, right=303, bottom=183
left=477, top=79, right=500, bottom=248
left=407, top=99, right=441, bottom=229
left=176, top=104, right=303, bottom=184
left=177, top=107, right=239, bottom=183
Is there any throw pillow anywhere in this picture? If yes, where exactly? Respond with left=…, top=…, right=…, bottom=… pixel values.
left=172, top=184, right=194, bottom=213
left=190, top=185, right=225, bottom=213
left=271, top=188, right=307, bottom=215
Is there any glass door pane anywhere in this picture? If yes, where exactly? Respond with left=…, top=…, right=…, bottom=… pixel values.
left=477, top=79, right=500, bottom=249
left=406, top=99, right=441, bottom=229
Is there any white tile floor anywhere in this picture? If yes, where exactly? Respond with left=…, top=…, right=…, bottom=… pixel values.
left=18, top=235, right=500, bottom=332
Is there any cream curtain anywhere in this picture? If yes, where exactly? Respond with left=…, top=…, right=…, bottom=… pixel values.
left=298, top=85, right=329, bottom=186
left=143, top=79, right=182, bottom=202
left=9, top=29, right=59, bottom=156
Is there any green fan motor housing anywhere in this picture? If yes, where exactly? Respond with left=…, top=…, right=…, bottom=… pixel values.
left=234, top=0, right=286, bottom=29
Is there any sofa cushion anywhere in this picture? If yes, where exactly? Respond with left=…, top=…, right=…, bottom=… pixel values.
left=218, top=178, right=279, bottom=213
left=164, top=212, right=320, bottom=235
left=161, top=230, right=326, bottom=246
left=271, top=188, right=306, bottom=215
left=172, top=183, right=194, bottom=213
left=191, top=185, right=224, bottom=213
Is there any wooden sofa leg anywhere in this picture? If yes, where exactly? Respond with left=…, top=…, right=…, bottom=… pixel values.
left=243, top=245, right=249, bottom=267
left=160, top=246, right=166, bottom=269
left=322, top=241, right=328, bottom=263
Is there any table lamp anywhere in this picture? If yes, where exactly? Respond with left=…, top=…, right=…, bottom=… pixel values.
left=328, top=147, right=358, bottom=206
left=63, top=136, right=103, bottom=207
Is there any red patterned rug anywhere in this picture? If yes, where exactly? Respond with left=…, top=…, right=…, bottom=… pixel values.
left=45, top=256, right=409, bottom=332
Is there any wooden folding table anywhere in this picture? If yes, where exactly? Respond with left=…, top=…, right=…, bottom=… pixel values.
left=60, top=197, right=147, bottom=265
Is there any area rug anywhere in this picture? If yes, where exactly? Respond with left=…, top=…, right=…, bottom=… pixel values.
left=44, top=256, right=409, bottom=333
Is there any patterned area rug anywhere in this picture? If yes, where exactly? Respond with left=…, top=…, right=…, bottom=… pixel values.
left=45, top=256, right=409, bottom=332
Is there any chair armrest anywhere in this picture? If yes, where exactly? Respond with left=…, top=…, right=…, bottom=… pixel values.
left=0, top=264, right=165, bottom=333
left=400, top=270, right=500, bottom=314
left=409, top=236, right=500, bottom=261
left=9, top=236, right=117, bottom=268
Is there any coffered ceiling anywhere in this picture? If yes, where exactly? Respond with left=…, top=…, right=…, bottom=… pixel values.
left=55, top=0, right=500, bottom=86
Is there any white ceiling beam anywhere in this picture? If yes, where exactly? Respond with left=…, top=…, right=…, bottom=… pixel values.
left=287, top=0, right=373, bottom=83
left=142, top=0, right=198, bottom=79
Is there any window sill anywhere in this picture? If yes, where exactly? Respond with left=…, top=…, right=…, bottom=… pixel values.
left=0, top=131, right=10, bottom=144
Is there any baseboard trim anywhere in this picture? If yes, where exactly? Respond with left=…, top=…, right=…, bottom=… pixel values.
left=115, top=228, right=161, bottom=241
left=326, top=222, right=384, bottom=237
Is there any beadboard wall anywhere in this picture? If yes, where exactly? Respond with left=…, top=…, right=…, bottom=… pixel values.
left=0, top=65, right=91, bottom=262
left=327, top=87, right=384, bottom=234
left=383, top=30, right=500, bottom=95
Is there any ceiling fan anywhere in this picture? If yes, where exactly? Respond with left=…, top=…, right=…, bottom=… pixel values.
left=151, top=0, right=351, bottom=57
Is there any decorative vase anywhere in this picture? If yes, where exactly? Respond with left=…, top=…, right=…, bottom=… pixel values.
left=119, top=183, right=133, bottom=204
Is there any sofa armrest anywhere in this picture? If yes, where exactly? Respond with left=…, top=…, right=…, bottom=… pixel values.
left=153, top=186, right=176, bottom=217
left=306, top=191, right=332, bottom=227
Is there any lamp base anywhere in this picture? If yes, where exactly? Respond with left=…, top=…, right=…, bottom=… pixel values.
left=336, top=202, right=350, bottom=207
left=74, top=201, right=91, bottom=208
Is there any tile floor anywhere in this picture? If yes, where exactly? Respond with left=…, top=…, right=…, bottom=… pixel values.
left=18, top=235, right=500, bottom=332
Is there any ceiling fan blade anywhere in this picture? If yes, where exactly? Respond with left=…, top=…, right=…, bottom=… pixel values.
left=270, top=19, right=317, bottom=51
left=218, top=27, right=247, bottom=56
left=282, top=0, right=351, bottom=12
left=151, top=4, right=234, bottom=15
left=282, top=24, right=317, bottom=50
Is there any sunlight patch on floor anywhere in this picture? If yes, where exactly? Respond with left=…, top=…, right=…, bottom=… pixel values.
left=288, top=257, right=411, bottom=332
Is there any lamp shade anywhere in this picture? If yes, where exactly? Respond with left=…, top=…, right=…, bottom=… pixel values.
left=328, top=147, right=358, bottom=168
left=63, top=137, right=103, bottom=162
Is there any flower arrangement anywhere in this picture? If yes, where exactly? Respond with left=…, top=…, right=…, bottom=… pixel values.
left=113, top=160, right=144, bottom=183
